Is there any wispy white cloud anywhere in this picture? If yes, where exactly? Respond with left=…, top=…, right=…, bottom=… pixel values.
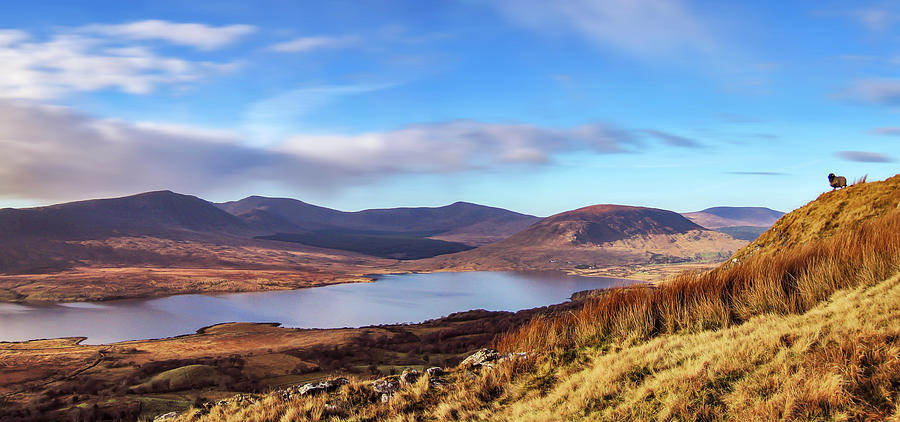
left=643, top=129, right=703, bottom=148
left=841, top=78, right=900, bottom=106
left=871, top=127, right=900, bottom=136
left=848, top=7, right=897, bottom=31
left=266, top=35, right=357, bottom=53
left=242, top=83, right=397, bottom=146
left=280, top=120, right=640, bottom=173
left=493, top=0, right=717, bottom=59
left=79, top=20, right=256, bottom=50
left=0, top=27, right=239, bottom=100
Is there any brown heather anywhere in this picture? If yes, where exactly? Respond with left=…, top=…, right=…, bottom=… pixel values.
left=174, top=175, right=900, bottom=421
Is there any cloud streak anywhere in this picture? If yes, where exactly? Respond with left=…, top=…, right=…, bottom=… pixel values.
left=79, top=20, right=256, bottom=50
left=493, top=0, right=717, bottom=59
left=842, top=79, right=900, bottom=106
left=242, top=83, right=397, bottom=146
left=846, top=7, right=898, bottom=31
left=267, top=35, right=357, bottom=53
left=280, top=120, right=640, bottom=173
left=837, top=151, right=894, bottom=163
left=871, top=127, right=900, bottom=136
left=0, top=101, right=700, bottom=202
left=643, top=129, right=703, bottom=148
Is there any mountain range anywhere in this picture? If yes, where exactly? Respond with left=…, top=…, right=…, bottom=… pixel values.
left=0, top=191, right=780, bottom=301
left=409, top=204, right=748, bottom=272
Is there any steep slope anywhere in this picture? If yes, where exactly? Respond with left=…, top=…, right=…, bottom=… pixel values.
left=413, top=204, right=745, bottom=272
left=217, top=197, right=540, bottom=246
left=732, top=175, right=900, bottom=262
left=682, top=206, right=784, bottom=229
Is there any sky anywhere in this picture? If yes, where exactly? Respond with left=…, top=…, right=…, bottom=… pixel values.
left=1, top=0, right=899, bottom=216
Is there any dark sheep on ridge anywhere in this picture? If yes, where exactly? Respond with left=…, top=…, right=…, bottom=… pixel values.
left=828, top=173, right=847, bottom=190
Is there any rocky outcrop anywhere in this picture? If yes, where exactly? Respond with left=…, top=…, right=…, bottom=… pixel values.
left=279, top=377, right=349, bottom=400
left=372, top=378, right=400, bottom=402
left=153, top=411, right=180, bottom=421
left=460, top=348, right=527, bottom=370
left=400, top=368, right=420, bottom=384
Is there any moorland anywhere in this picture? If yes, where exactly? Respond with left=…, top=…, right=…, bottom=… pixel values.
left=0, top=184, right=791, bottom=421
left=147, top=174, right=900, bottom=421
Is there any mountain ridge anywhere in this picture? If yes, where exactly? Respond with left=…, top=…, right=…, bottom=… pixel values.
left=216, top=195, right=541, bottom=246
left=681, top=206, right=784, bottom=229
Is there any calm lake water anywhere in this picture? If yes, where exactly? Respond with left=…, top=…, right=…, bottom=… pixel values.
left=0, top=271, right=635, bottom=344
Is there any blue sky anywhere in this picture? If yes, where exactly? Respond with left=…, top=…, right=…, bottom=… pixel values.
left=0, top=0, right=898, bottom=216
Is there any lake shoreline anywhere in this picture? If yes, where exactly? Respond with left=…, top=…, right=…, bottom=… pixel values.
left=0, top=271, right=637, bottom=344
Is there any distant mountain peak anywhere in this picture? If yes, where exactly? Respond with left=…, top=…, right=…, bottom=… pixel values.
left=502, top=204, right=704, bottom=247
left=682, top=206, right=785, bottom=229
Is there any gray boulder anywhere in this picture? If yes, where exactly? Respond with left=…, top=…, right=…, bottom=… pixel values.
left=460, top=348, right=502, bottom=369
left=400, top=369, right=420, bottom=384
left=153, top=411, right=179, bottom=421
left=372, top=378, right=399, bottom=395
left=461, top=348, right=527, bottom=370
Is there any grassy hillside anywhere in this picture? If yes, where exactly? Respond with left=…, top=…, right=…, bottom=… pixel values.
left=732, top=174, right=900, bottom=261
left=170, top=176, right=900, bottom=421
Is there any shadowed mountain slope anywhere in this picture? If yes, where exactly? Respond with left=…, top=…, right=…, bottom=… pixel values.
left=216, top=196, right=540, bottom=246
left=0, top=191, right=392, bottom=280
left=0, top=191, right=248, bottom=240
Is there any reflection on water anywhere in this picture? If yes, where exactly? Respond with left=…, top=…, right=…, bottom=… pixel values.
left=0, top=271, right=635, bottom=344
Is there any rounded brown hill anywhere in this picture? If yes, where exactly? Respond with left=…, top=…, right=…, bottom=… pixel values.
left=502, top=204, right=705, bottom=247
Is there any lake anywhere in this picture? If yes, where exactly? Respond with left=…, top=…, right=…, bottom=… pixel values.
left=0, top=271, right=635, bottom=344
